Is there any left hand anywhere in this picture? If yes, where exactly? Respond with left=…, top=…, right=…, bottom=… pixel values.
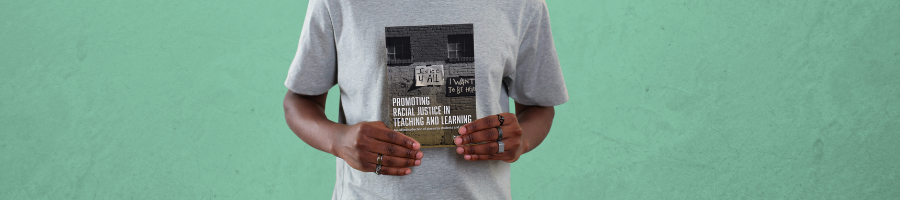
left=454, top=113, right=524, bottom=163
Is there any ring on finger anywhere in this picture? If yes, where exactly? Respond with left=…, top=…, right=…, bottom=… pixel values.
left=377, top=154, right=383, bottom=165
left=495, top=126, right=503, bottom=141
left=497, top=114, right=504, bottom=126
left=497, top=141, right=505, bottom=154
left=375, top=164, right=382, bottom=175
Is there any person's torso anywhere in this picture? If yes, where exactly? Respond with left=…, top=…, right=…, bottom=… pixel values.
left=325, top=1, right=544, bottom=199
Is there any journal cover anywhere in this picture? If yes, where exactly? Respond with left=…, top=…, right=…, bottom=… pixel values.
left=381, top=24, right=477, bottom=148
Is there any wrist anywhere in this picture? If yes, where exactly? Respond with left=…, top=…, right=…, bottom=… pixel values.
left=329, top=123, right=353, bottom=158
left=522, top=135, right=533, bottom=154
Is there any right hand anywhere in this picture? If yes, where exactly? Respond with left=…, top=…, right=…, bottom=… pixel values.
left=334, top=121, right=423, bottom=176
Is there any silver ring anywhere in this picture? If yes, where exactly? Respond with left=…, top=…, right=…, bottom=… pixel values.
left=495, top=126, right=503, bottom=141
left=375, top=164, right=382, bottom=175
left=377, top=154, right=383, bottom=165
left=497, top=141, right=505, bottom=154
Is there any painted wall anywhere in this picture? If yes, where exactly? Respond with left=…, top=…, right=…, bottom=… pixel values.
left=1, top=0, right=897, bottom=199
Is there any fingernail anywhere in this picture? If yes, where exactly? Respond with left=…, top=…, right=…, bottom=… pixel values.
left=415, top=160, right=421, bottom=166
left=464, top=155, right=471, bottom=160
left=413, top=143, right=420, bottom=150
left=456, top=147, right=464, bottom=154
left=416, top=151, right=423, bottom=159
left=454, top=137, right=462, bottom=145
left=406, top=169, right=411, bottom=174
left=458, top=126, right=466, bottom=134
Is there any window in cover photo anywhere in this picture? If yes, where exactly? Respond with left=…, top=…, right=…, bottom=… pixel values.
left=386, top=36, right=411, bottom=60
left=447, top=34, right=474, bottom=58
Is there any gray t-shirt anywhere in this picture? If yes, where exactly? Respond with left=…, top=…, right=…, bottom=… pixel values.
left=284, top=0, right=568, bottom=199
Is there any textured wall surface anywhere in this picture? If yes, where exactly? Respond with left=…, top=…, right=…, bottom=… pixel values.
left=1, top=0, right=898, bottom=199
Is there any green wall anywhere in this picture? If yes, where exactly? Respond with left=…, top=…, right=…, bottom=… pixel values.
left=1, top=0, right=898, bottom=199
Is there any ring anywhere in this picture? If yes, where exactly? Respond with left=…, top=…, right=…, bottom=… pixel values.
left=497, top=141, right=505, bottom=154
left=377, top=154, right=383, bottom=165
left=375, top=164, right=382, bottom=175
left=495, top=126, right=503, bottom=141
left=497, top=114, right=504, bottom=126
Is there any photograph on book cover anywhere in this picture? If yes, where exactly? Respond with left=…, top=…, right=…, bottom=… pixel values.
left=381, top=24, right=477, bottom=148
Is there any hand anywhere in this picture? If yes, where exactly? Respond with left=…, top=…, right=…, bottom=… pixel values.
left=454, top=113, right=525, bottom=163
left=334, top=121, right=423, bottom=176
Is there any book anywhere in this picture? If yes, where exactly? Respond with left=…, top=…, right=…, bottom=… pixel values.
left=381, top=24, right=477, bottom=148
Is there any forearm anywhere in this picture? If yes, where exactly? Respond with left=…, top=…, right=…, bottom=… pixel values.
left=514, top=103, right=555, bottom=154
left=283, top=90, right=348, bottom=157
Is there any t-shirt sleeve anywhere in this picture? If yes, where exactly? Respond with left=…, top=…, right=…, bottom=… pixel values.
left=507, top=1, right=569, bottom=106
left=284, top=0, right=337, bottom=95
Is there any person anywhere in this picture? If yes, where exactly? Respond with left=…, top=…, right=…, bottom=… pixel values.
left=282, top=0, right=568, bottom=199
